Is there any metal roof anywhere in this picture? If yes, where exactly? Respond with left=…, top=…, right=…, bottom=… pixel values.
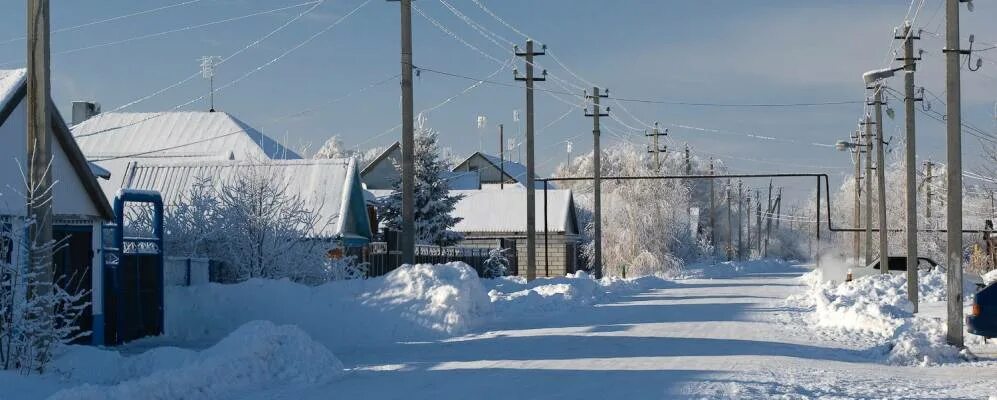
left=450, top=188, right=578, bottom=234
left=120, top=158, right=369, bottom=238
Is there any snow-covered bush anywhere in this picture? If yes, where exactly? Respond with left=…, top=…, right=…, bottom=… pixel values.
left=324, top=255, right=368, bottom=281
left=0, top=188, right=89, bottom=373
left=378, top=117, right=465, bottom=246
left=482, top=248, right=511, bottom=278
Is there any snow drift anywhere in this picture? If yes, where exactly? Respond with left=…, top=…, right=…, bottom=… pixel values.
left=167, top=262, right=492, bottom=348
left=793, top=268, right=968, bottom=366
left=47, top=321, right=342, bottom=400
left=484, top=271, right=673, bottom=315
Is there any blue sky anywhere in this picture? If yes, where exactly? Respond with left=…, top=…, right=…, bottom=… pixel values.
left=0, top=0, right=994, bottom=202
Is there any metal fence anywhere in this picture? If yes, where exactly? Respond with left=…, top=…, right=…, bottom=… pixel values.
left=366, top=241, right=517, bottom=278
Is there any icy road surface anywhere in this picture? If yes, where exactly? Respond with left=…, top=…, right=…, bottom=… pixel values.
left=249, top=264, right=997, bottom=399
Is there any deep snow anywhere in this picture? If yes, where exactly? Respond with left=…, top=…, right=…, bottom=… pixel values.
left=3, top=260, right=997, bottom=399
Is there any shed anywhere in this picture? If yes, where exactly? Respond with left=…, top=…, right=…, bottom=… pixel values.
left=0, top=68, right=114, bottom=344
left=451, top=152, right=553, bottom=189
left=360, top=141, right=480, bottom=190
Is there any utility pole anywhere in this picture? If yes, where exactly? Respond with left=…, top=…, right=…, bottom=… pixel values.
left=898, top=22, right=922, bottom=311
left=709, top=159, right=716, bottom=258
left=27, top=0, right=53, bottom=298
left=585, top=87, right=609, bottom=279
left=392, top=0, right=416, bottom=265
left=684, top=143, right=692, bottom=175
left=764, top=179, right=773, bottom=257
left=514, top=40, right=546, bottom=281
left=737, top=180, right=744, bottom=261
left=645, top=122, right=667, bottom=171
left=925, top=161, right=934, bottom=218
left=776, top=188, right=782, bottom=229
left=755, top=189, right=762, bottom=254
left=853, top=129, right=863, bottom=263
left=726, top=180, right=733, bottom=261
left=871, top=83, right=889, bottom=274
left=862, top=116, right=875, bottom=267
left=499, top=124, right=505, bottom=190
left=943, top=0, right=964, bottom=347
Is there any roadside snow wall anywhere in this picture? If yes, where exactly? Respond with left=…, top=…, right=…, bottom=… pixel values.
left=166, top=262, right=493, bottom=348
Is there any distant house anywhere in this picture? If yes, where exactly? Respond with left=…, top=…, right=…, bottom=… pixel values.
left=451, top=151, right=553, bottom=189
left=70, top=110, right=300, bottom=200
left=360, top=141, right=480, bottom=190
left=0, top=69, right=115, bottom=345
left=118, top=158, right=373, bottom=247
left=451, top=188, right=581, bottom=277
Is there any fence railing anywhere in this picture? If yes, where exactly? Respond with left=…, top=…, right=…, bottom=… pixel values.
left=365, top=242, right=517, bottom=278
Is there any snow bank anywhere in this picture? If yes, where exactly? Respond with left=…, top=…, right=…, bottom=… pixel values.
left=166, top=262, right=492, bottom=347
left=793, top=269, right=967, bottom=365
left=484, top=271, right=673, bottom=315
left=48, top=321, right=342, bottom=400
left=688, top=259, right=803, bottom=279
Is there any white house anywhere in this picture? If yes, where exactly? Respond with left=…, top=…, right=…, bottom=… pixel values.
left=118, top=158, right=373, bottom=247
left=70, top=110, right=301, bottom=200
left=0, top=69, right=114, bottom=345
left=451, top=188, right=581, bottom=277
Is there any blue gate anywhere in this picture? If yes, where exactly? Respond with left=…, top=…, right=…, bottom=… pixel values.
left=102, top=189, right=165, bottom=345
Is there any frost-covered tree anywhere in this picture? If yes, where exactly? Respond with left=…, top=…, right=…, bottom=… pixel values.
left=482, top=248, right=511, bottom=278
left=313, top=135, right=346, bottom=159
left=378, top=120, right=464, bottom=246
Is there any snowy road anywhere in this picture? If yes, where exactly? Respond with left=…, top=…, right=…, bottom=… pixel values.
left=247, top=265, right=997, bottom=399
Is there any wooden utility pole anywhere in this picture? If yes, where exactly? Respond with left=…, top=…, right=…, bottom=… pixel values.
left=645, top=122, right=667, bottom=171
left=943, top=0, right=964, bottom=347
left=898, top=22, right=922, bottom=311
left=585, top=87, right=609, bottom=278
left=514, top=40, right=545, bottom=281
left=27, top=0, right=53, bottom=297
left=394, top=0, right=416, bottom=265
left=499, top=124, right=505, bottom=190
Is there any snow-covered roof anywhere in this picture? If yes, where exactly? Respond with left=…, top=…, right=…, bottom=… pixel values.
left=450, top=189, right=578, bottom=234
left=0, top=68, right=113, bottom=219
left=72, top=111, right=301, bottom=161
left=120, top=158, right=370, bottom=239
left=452, top=152, right=551, bottom=189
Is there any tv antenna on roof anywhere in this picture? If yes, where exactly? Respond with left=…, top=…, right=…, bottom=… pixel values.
left=199, top=56, right=222, bottom=112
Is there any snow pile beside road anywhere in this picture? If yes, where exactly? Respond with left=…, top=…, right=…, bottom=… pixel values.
left=795, top=269, right=964, bottom=365
left=484, top=271, right=673, bottom=315
left=167, top=262, right=492, bottom=347
left=48, top=321, right=342, bottom=400
left=689, top=259, right=804, bottom=279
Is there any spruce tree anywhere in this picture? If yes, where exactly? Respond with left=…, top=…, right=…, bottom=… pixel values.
left=379, top=124, right=465, bottom=246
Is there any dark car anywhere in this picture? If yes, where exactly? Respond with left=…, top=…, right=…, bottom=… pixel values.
left=867, top=256, right=939, bottom=272
left=967, top=281, right=997, bottom=339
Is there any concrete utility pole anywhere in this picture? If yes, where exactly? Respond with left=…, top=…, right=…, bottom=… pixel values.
left=726, top=180, right=733, bottom=261
left=499, top=124, right=505, bottom=190
left=943, top=0, right=964, bottom=347
left=684, top=144, right=692, bottom=175
left=514, top=40, right=546, bottom=281
left=872, top=84, right=889, bottom=274
left=853, top=129, right=863, bottom=263
left=925, top=161, right=934, bottom=218
left=394, top=0, right=416, bottom=265
left=645, top=122, right=667, bottom=171
left=755, top=189, right=762, bottom=254
left=709, top=159, right=716, bottom=257
left=776, top=188, right=782, bottom=229
left=898, top=22, right=922, bottom=311
left=737, top=180, right=744, bottom=261
left=27, top=0, right=53, bottom=296
left=764, top=180, right=773, bottom=257
left=863, top=116, right=875, bottom=267
left=585, top=87, right=609, bottom=279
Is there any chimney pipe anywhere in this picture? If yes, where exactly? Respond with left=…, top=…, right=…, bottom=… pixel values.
left=71, top=101, right=100, bottom=125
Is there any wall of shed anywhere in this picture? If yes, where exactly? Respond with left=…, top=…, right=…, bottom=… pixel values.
left=453, top=155, right=513, bottom=185
left=361, top=146, right=401, bottom=190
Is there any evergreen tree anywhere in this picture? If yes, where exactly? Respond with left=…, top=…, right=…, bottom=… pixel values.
left=379, top=123, right=465, bottom=246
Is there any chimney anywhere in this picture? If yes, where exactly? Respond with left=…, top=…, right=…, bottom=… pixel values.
left=71, top=101, right=101, bottom=125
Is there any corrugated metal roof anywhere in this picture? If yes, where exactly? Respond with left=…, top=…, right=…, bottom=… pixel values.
left=121, top=158, right=362, bottom=237
left=72, top=111, right=301, bottom=161
left=451, top=188, right=576, bottom=234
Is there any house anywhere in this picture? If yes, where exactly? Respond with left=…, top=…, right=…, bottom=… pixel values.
left=70, top=109, right=301, bottom=200
left=118, top=158, right=373, bottom=247
left=451, top=151, right=552, bottom=189
left=360, top=141, right=480, bottom=190
left=0, top=69, right=115, bottom=345
left=451, top=188, right=581, bottom=277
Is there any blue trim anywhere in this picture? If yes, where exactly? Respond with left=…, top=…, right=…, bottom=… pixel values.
left=109, top=189, right=164, bottom=345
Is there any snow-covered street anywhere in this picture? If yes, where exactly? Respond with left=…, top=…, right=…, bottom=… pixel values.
left=244, top=263, right=996, bottom=399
